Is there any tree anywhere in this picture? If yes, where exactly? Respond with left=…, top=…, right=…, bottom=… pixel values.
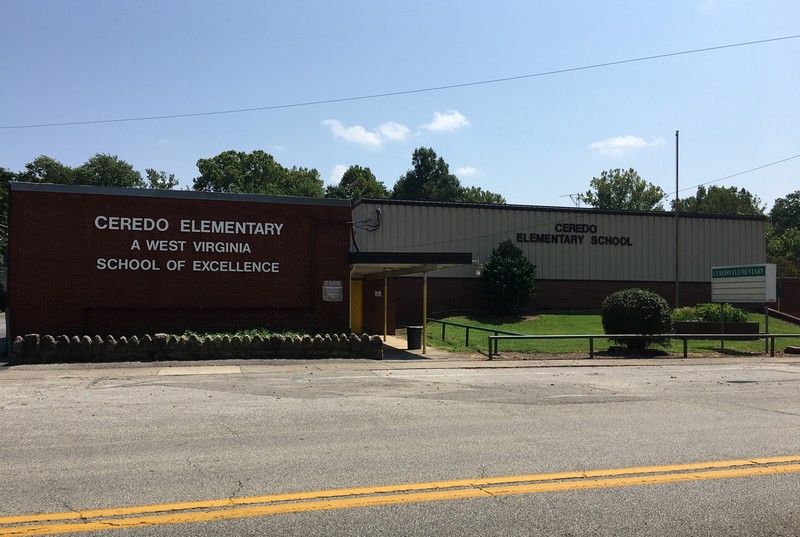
left=768, top=191, right=800, bottom=276
left=767, top=226, right=800, bottom=277
left=74, top=153, right=146, bottom=188
left=671, top=185, right=764, bottom=215
left=577, top=168, right=665, bottom=211
left=17, top=155, right=74, bottom=184
left=481, top=240, right=536, bottom=312
left=284, top=166, right=326, bottom=198
left=392, top=147, right=463, bottom=202
left=193, top=150, right=324, bottom=197
left=325, top=165, right=389, bottom=200
left=15, top=154, right=170, bottom=190
left=146, top=169, right=180, bottom=190
left=770, top=190, right=800, bottom=236
left=392, top=147, right=505, bottom=204
left=458, top=186, right=506, bottom=204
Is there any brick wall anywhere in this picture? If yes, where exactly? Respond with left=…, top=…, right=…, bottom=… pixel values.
left=361, top=278, right=398, bottom=335
left=778, top=278, right=800, bottom=317
left=8, top=187, right=352, bottom=338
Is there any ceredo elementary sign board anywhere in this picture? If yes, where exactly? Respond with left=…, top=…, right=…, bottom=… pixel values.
left=711, top=264, right=776, bottom=303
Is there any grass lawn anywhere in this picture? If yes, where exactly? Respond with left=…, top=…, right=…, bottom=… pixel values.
left=426, top=312, right=800, bottom=356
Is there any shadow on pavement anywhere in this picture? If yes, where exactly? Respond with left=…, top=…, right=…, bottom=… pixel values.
left=381, top=335, right=459, bottom=361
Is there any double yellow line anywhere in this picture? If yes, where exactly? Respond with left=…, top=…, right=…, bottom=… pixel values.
left=3, top=455, right=800, bottom=536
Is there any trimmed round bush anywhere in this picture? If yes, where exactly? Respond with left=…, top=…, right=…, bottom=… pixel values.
left=601, top=288, right=672, bottom=352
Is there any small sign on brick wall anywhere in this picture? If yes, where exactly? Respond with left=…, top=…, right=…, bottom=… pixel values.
left=322, top=280, right=343, bottom=302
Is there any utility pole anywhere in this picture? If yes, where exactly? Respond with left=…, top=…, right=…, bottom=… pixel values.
left=675, top=130, right=680, bottom=308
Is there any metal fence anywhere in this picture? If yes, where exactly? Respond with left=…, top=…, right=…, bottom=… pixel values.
left=426, top=318, right=523, bottom=348
left=426, top=318, right=800, bottom=359
left=486, top=333, right=800, bottom=359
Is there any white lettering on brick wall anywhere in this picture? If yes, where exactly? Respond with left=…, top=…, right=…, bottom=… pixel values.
left=93, top=216, right=284, bottom=273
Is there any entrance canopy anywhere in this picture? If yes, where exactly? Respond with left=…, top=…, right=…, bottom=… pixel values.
left=349, top=251, right=473, bottom=279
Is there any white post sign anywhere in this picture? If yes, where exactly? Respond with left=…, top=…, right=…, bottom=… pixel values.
left=711, top=264, right=776, bottom=303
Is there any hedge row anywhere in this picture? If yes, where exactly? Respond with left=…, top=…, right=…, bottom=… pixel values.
left=11, top=332, right=383, bottom=364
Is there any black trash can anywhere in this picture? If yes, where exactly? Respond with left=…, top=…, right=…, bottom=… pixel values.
left=406, top=326, right=423, bottom=350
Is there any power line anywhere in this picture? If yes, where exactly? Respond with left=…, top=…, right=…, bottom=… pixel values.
left=663, top=153, right=800, bottom=201
left=2, top=34, right=798, bottom=130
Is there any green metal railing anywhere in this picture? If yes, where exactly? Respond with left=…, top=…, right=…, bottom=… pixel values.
left=426, top=318, right=523, bottom=348
left=486, top=333, right=800, bottom=359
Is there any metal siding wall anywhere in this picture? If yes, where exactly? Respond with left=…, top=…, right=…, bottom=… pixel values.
left=352, top=202, right=765, bottom=282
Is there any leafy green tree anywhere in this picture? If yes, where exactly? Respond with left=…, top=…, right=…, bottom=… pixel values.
left=768, top=227, right=800, bottom=277
left=458, top=186, right=506, bottom=204
left=15, top=154, right=164, bottom=190
left=392, top=147, right=504, bottom=203
left=17, top=155, right=74, bottom=184
left=74, top=154, right=146, bottom=188
left=392, top=147, right=463, bottom=202
left=0, top=167, right=15, bottom=212
left=286, top=166, right=326, bottom=197
left=671, top=185, right=764, bottom=215
left=146, top=169, right=179, bottom=190
left=481, top=240, right=536, bottom=312
left=193, top=150, right=324, bottom=197
left=767, top=191, right=800, bottom=276
left=325, top=165, right=389, bottom=200
left=770, top=190, right=800, bottom=236
left=577, top=168, right=665, bottom=211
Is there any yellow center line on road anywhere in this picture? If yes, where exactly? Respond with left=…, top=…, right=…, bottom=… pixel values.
left=2, top=455, right=800, bottom=536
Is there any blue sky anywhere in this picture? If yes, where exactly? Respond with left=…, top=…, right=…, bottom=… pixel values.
left=2, top=1, right=798, bottom=210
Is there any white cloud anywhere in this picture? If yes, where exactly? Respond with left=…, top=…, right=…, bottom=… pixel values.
left=456, top=166, right=478, bottom=177
left=328, top=164, right=348, bottom=185
left=590, top=135, right=665, bottom=156
left=422, top=110, right=470, bottom=132
left=378, top=122, right=410, bottom=141
left=322, top=119, right=409, bottom=147
left=322, top=119, right=382, bottom=147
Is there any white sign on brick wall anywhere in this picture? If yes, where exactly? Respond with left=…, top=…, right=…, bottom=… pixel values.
left=322, top=280, right=343, bottom=302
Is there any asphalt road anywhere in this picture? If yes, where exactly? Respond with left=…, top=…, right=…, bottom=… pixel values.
left=2, top=359, right=800, bottom=536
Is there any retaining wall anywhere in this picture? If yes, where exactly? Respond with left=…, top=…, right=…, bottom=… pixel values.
left=11, top=333, right=383, bottom=364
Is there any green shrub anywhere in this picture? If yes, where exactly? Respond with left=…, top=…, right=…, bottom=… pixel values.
left=692, top=303, right=747, bottom=323
left=671, top=303, right=747, bottom=323
left=183, top=328, right=304, bottom=339
left=671, top=307, right=697, bottom=322
left=601, top=288, right=672, bottom=352
left=482, top=240, right=536, bottom=312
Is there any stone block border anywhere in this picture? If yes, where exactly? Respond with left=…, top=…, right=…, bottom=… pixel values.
left=11, top=333, right=383, bottom=364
